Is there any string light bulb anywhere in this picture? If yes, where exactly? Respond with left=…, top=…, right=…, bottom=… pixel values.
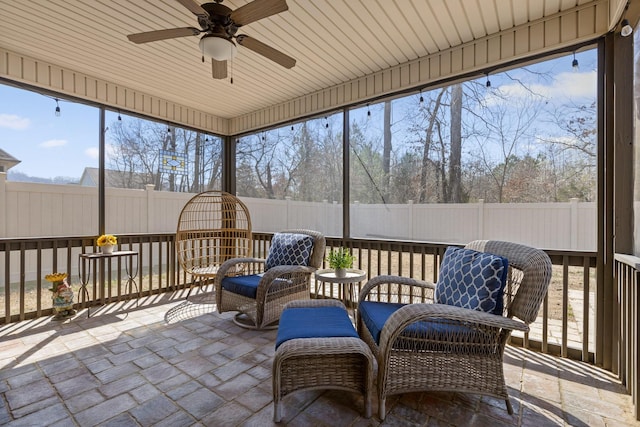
left=54, top=98, right=61, bottom=117
left=325, top=117, right=329, bottom=128
left=419, top=91, right=424, bottom=103
left=621, top=19, right=633, bottom=37
left=572, top=52, right=579, bottom=71
left=485, top=74, right=491, bottom=88
left=117, top=110, right=122, bottom=121
left=367, top=104, right=371, bottom=117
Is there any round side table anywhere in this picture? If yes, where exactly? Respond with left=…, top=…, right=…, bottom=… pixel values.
left=314, top=268, right=367, bottom=319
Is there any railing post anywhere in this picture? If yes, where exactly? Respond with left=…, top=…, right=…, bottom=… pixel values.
left=145, top=184, right=155, bottom=233
left=0, top=172, right=6, bottom=238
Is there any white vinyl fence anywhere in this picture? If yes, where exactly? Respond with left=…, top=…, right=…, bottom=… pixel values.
left=0, top=172, right=596, bottom=250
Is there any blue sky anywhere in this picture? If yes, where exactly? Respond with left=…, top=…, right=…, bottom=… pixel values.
left=0, top=50, right=596, bottom=180
left=0, top=85, right=100, bottom=179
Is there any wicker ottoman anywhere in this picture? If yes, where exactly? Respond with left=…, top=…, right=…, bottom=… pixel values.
left=272, top=299, right=374, bottom=422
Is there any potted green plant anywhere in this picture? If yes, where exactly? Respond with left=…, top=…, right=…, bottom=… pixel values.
left=327, top=247, right=355, bottom=278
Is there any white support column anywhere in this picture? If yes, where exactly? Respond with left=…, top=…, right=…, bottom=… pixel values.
left=408, top=200, right=414, bottom=240
left=477, top=199, right=485, bottom=240
left=570, top=197, right=579, bottom=250
left=285, top=196, right=291, bottom=229
left=145, top=184, right=155, bottom=233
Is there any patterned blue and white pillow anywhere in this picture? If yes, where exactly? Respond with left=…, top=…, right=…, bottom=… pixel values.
left=265, top=233, right=314, bottom=270
left=435, top=246, right=509, bottom=315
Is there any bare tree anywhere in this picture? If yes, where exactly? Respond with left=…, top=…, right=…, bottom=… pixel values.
left=448, top=83, right=463, bottom=202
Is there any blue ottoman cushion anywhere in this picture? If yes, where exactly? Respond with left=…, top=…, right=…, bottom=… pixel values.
left=276, top=306, right=358, bottom=349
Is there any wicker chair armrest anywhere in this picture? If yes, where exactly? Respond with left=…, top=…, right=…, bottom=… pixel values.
left=255, top=264, right=315, bottom=302
left=216, top=257, right=266, bottom=280
left=359, top=275, right=435, bottom=304
left=379, top=303, right=529, bottom=353
left=261, top=264, right=316, bottom=278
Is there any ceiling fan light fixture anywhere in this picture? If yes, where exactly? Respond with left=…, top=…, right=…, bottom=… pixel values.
left=199, top=34, right=237, bottom=61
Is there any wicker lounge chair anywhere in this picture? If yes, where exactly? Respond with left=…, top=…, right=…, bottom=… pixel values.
left=214, top=229, right=326, bottom=329
left=357, top=240, right=552, bottom=420
left=176, top=191, right=252, bottom=298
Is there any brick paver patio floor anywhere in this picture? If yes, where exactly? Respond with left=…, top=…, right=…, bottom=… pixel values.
left=0, top=291, right=637, bottom=426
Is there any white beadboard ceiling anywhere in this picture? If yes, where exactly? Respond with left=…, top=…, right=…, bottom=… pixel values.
left=0, top=0, right=624, bottom=124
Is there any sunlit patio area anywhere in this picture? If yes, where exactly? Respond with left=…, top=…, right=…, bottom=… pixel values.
left=0, top=292, right=636, bottom=427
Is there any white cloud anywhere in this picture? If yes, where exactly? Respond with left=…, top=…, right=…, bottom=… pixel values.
left=39, top=139, right=67, bottom=148
left=0, top=113, right=30, bottom=130
left=493, top=70, right=596, bottom=102
left=85, top=144, right=116, bottom=160
left=85, top=147, right=98, bottom=159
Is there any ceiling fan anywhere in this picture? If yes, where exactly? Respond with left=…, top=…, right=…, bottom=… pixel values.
left=127, top=0, right=296, bottom=80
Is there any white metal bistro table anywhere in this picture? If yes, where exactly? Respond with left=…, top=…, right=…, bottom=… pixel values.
left=314, top=268, right=367, bottom=319
left=78, top=250, right=139, bottom=317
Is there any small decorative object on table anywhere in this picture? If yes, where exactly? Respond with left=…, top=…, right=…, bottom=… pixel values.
left=97, top=234, right=117, bottom=254
left=45, top=272, right=76, bottom=320
left=327, top=247, right=355, bottom=278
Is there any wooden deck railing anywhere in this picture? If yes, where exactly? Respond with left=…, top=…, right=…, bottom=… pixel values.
left=1, top=233, right=597, bottom=364
left=614, top=254, right=640, bottom=420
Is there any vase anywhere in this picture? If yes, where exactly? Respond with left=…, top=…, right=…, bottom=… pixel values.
left=101, top=244, right=114, bottom=254
left=335, top=268, right=346, bottom=278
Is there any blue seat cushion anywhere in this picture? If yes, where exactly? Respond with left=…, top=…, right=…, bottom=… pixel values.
left=275, top=306, right=359, bottom=349
left=434, top=246, right=509, bottom=315
left=359, top=301, right=489, bottom=347
left=221, top=274, right=261, bottom=299
left=359, top=301, right=406, bottom=344
left=265, top=233, right=314, bottom=270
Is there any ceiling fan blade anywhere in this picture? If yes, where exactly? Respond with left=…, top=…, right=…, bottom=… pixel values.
left=175, top=0, right=208, bottom=15
left=236, top=35, right=295, bottom=68
left=231, top=0, right=288, bottom=26
left=127, top=27, right=200, bottom=44
left=212, top=59, right=228, bottom=79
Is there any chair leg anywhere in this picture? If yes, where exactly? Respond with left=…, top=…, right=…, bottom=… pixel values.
left=364, top=391, right=371, bottom=418
left=505, top=397, right=513, bottom=415
left=273, top=400, right=282, bottom=422
left=379, top=397, right=386, bottom=420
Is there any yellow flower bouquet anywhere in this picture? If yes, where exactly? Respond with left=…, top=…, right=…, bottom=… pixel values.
left=45, top=272, right=68, bottom=283
left=97, top=234, right=118, bottom=247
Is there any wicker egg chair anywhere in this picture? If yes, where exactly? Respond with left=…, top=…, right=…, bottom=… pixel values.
left=176, top=191, right=252, bottom=299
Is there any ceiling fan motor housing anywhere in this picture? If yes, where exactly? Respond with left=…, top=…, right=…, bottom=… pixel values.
left=201, top=2, right=237, bottom=36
